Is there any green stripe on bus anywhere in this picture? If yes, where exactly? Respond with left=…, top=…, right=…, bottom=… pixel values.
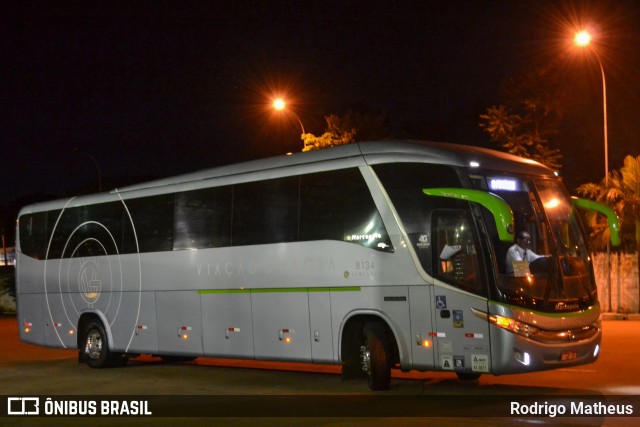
left=490, top=300, right=600, bottom=318
left=198, top=287, right=360, bottom=295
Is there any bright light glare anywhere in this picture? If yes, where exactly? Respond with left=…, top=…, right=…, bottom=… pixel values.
left=544, top=198, right=561, bottom=209
left=575, top=30, right=591, bottom=47
left=273, top=98, right=286, bottom=111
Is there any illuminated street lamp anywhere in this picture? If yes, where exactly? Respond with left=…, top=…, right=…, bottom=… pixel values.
left=574, top=29, right=613, bottom=311
left=574, top=30, right=608, bottom=185
left=272, top=98, right=306, bottom=135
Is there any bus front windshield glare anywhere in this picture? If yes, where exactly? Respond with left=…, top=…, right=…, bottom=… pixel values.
left=483, top=176, right=595, bottom=312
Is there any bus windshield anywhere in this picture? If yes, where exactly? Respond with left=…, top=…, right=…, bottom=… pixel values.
left=483, top=175, right=596, bottom=312
left=373, top=163, right=597, bottom=313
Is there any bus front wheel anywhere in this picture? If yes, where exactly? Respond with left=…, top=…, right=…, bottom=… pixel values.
left=81, top=320, right=127, bottom=368
left=361, top=323, right=391, bottom=391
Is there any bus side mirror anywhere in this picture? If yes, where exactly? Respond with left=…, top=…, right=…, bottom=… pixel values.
left=423, top=188, right=515, bottom=243
left=571, top=198, right=621, bottom=246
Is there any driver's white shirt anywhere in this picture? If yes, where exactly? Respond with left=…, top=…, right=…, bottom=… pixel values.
left=505, top=244, right=543, bottom=274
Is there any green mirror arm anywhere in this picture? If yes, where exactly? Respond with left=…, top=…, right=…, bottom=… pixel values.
left=572, top=197, right=621, bottom=246
left=423, top=188, right=514, bottom=242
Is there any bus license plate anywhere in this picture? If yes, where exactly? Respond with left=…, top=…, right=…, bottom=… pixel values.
left=560, top=350, right=577, bottom=361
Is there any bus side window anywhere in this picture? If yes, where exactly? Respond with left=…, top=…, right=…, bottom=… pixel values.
left=300, top=168, right=393, bottom=252
left=18, top=212, right=49, bottom=260
left=433, top=210, right=485, bottom=296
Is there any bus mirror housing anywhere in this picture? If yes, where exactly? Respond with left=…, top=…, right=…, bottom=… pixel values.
left=571, top=198, right=621, bottom=247
left=423, top=188, right=515, bottom=243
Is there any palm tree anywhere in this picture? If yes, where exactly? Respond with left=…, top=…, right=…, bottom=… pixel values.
left=577, top=155, right=640, bottom=312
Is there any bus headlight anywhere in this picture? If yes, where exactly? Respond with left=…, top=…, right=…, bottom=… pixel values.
left=489, top=314, right=540, bottom=338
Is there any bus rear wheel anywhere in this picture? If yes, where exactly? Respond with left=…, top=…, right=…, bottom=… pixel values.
left=81, top=320, right=127, bottom=368
left=361, top=323, right=391, bottom=391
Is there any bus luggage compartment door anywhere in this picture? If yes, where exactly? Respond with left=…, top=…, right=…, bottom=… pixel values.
left=252, top=290, right=312, bottom=362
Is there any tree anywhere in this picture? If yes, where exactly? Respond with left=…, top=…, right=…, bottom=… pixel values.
left=578, top=156, right=640, bottom=313
left=302, top=114, right=356, bottom=152
left=577, top=155, right=640, bottom=256
left=302, top=111, right=389, bottom=152
left=480, top=68, right=564, bottom=170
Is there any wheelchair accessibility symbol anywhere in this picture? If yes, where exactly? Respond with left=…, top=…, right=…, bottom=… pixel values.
left=436, top=295, right=447, bottom=309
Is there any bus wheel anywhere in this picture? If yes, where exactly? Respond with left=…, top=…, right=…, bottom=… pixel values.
left=82, top=320, right=127, bottom=368
left=456, top=372, right=481, bottom=381
left=361, top=323, right=391, bottom=390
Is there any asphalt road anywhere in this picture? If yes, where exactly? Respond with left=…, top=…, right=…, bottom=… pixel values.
left=1, top=315, right=639, bottom=426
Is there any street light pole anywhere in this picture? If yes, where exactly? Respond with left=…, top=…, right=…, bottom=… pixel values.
left=272, top=98, right=306, bottom=135
left=598, top=58, right=609, bottom=186
left=575, top=30, right=612, bottom=312
left=73, top=148, right=103, bottom=192
left=575, top=31, right=609, bottom=184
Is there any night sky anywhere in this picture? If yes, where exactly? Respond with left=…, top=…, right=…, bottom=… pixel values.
left=3, top=1, right=640, bottom=226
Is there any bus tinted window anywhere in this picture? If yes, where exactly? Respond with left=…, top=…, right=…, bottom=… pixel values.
left=373, top=163, right=463, bottom=270
left=232, top=177, right=299, bottom=246
left=125, top=195, right=174, bottom=252
left=174, top=186, right=232, bottom=250
left=46, top=208, right=80, bottom=259
left=300, top=168, right=393, bottom=252
left=73, top=202, right=126, bottom=257
left=18, top=212, right=50, bottom=259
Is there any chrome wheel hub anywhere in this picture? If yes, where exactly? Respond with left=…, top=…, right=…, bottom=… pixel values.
left=360, top=345, right=371, bottom=374
left=85, top=329, right=102, bottom=360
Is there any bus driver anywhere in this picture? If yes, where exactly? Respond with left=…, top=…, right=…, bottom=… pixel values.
left=505, top=231, right=547, bottom=275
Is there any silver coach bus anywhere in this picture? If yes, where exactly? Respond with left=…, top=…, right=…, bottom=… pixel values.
left=16, top=140, right=619, bottom=390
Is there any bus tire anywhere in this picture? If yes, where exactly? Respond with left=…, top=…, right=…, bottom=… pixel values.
left=82, top=320, right=127, bottom=368
left=361, top=322, right=391, bottom=391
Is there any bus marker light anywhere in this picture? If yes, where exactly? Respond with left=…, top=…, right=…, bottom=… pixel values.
left=279, top=329, right=294, bottom=342
left=421, top=340, right=432, bottom=348
left=178, top=326, right=192, bottom=339
left=225, top=327, right=240, bottom=339
left=464, top=333, right=484, bottom=339
left=69, top=330, right=75, bottom=335
left=24, top=328, right=30, bottom=333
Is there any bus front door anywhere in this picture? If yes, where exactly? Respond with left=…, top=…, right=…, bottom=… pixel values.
left=431, top=210, right=491, bottom=377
